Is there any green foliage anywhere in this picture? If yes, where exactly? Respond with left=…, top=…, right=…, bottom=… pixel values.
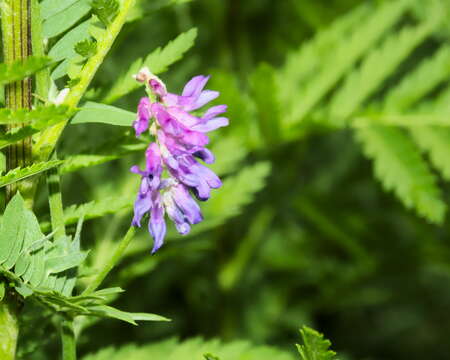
left=0, top=105, right=74, bottom=125
left=297, top=327, right=337, bottom=360
left=0, top=106, right=76, bottom=150
left=49, top=20, right=92, bottom=79
left=282, top=0, right=410, bottom=125
left=92, top=0, right=120, bottom=27
left=75, top=39, right=98, bottom=58
left=82, top=337, right=294, bottom=360
left=0, top=193, right=85, bottom=297
left=104, top=28, right=198, bottom=103
left=71, top=101, right=135, bottom=126
left=0, top=161, right=63, bottom=188
left=0, top=194, right=167, bottom=326
left=0, top=56, right=52, bottom=85
left=384, top=46, right=450, bottom=111
left=42, top=0, right=91, bottom=38
left=329, top=20, right=440, bottom=122
left=355, top=126, right=446, bottom=223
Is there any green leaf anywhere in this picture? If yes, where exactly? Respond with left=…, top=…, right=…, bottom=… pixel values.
left=43, top=0, right=91, bottom=38
left=75, top=39, right=98, bottom=58
left=297, top=326, right=337, bottom=360
left=49, top=19, right=91, bottom=78
left=59, top=154, right=121, bottom=174
left=0, top=104, right=72, bottom=148
left=0, top=282, right=5, bottom=301
left=410, top=127, right=450, bottom=181
left=104, top=28, right=197, bottom=103
left=0, top=105, right=74, bottom=126
left=0, top=56, right=52, bottom=85
left=384, top=45, right=450, bottom=111
left=41, top=0, right=84, bottom=20
left=204, top=354, right=220, bottom=360
left=92, top=0, right=120, bottom=26
left=87, top=305, right=137, bottom=325
left=0, top=161, right=63, bottom=188
left=0, top=193, right=27, bottom=265
left=129, top=312, right=171, bottom=322
left=330, top=21, right=440, bottom=123
left=82, top=337, right=294, bottom=360
left=284, top=0, right=409, bottom=125
left=356, top=126, right=446, bottom=223
left=71, top=101, right=135, bottom=126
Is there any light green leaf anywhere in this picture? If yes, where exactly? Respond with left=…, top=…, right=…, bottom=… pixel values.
left=285, top=0, right=409, bottom=124
left=49, top=18, right=91, bottom=64
left=71, top=101, right=135, bottom=126
left=0, top=105, right=75, bottom=125
left=59, top=154, right=121, bottom=174
left=0, top=193, right=27, bottom=264
left=356, top=126, right=446, bottom=223
left=384, top=45, right=450, bottom=111
left=43, top=0, right=91, bottom=38
left=129, top=313, right=171, bottom=322
left=330, top=21, right=440, bottom=122
left=297, top=326, right=337, bottom=360
left=82, top=337, right=293, bottom=360
left=0, top=161, right=64, bottom=188
left=0, top=56, right=52, bottom=85
left=41, top=0, right=81, bottom=20
left=92, top=0, right=120, bottom=26
left=87, top=305, right=137, bottom=325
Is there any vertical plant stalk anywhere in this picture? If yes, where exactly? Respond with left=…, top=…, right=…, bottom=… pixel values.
left=2, top=0, right=34, bottom=202
left=1, top=0, right=35, bottom=358
left=48, top=153, right=66, bottom=239
left=60, top=318, right=76, bottom=360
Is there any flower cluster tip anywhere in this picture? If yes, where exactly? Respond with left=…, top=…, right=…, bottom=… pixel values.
left=131, top=67, right=229, bottom=253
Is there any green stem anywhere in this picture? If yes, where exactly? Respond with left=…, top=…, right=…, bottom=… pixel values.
left=2, top=0, right=34, bottom=203
left=30, top=0, right=49, bottom=100
left=47, top=153, right=66, bottom=239
left=82, top=227, right=136, bottom=295
left=34, top=0, right=136, bottom=161
left=60, top=318, right=76, bottom=360
left=0, top=290, right=19, bottom=360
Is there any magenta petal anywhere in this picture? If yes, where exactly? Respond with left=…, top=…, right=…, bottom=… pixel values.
left=134, top=97, right=151, bottom=137
left=202, top=105, right=227, bottom=121
left=145, top=143, right=163, bottom=175
left=191, top=117, right=229, bottom=133
left=182, top=75, right=210, bottom=97
left=180, top=130, right=209, bottom=147
left=167, top=107, right=200, bottom=128
left=187, top=90, right=219, bottom=111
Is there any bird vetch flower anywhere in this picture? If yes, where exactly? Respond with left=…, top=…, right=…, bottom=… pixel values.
left=130, top=67, right=229, bottom=253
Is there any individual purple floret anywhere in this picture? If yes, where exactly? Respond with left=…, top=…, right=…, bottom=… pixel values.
left=130, top=67, right=228, bottom=253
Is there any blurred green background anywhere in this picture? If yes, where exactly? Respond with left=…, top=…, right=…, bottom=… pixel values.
left=27, top=0, right=450, bottom=359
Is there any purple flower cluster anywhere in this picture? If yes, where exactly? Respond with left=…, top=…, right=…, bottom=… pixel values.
left=131, top=68, right=228, bottom=253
